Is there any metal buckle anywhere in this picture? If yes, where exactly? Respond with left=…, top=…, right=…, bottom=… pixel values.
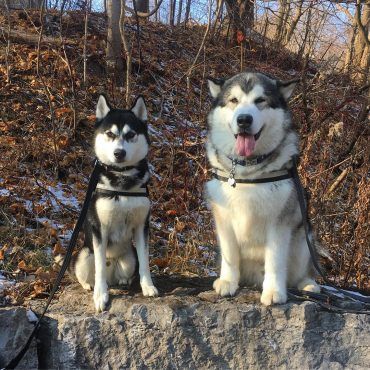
left=246, top=158, right=258, bottom=166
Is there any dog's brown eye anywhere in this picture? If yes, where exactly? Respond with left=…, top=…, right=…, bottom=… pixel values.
left=126, top=131, right=136, bottom=140
left=255, top=97, right=266, bottom=104
left=106, top=131, right=116, bottom=139
left=230, top=98, right=239, bottom=104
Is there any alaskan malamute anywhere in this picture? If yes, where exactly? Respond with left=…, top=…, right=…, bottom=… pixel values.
left=205, top=72, right=320, bottom=305
left=72, top=95, right=158, bottom=312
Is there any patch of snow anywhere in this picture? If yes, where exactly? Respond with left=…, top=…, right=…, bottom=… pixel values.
left=321, top=285, right=370, bottom=301
left=0, top=188, right=10, bottom=196
left=26, top=309, right=38, bottom=323
left=0, top=273, right=15, bottom=294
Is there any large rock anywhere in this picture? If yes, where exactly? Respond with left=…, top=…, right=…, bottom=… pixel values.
left=1, top=277, right=369, bottom=369
left=40, top=278, right=370, bottom=369
left=0, top=307, right=38, bottom=369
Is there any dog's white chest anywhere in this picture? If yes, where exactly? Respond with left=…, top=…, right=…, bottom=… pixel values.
left=207, top=178, right=292, bottom=247
left=96, top=196, right=150, bottom=239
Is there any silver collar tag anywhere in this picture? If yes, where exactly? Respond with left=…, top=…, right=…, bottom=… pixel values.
left=228, top=160, right=237, bottom=187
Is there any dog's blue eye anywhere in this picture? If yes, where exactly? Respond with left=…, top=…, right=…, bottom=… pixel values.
left=126, top=131, right=136, bottom=140
left=106, top=131, right=117, bottom=139
left=230, top=98, right=239, bottom=104
left=255, top=97, right=266, bottom=104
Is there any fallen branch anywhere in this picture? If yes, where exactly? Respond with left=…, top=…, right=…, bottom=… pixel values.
left=0, top=26, right=76, bottom=45
left=326, top=168, right=350, bottom=196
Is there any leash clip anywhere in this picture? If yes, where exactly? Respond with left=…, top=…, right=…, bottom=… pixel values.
left=228, top=160, right=237, bottom=187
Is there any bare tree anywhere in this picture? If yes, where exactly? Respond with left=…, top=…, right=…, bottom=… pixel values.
left=340, top=1, right=369, bottom=82
left=83, top=0, right=91, bottom=86
left=169, top=0, right=177, bottom=26
left=184, top=0, right=192, bottom=28
left=106, top=0, right=123, bottom=74
left=177, top=0, right=183, bottom=25
left=120, top=0, right=132, bottom=106
left=135, top=0, right=149, bottom=13
left=224, top=0, right=254, bottom=43
left=3, top=0, right=11, bottom=83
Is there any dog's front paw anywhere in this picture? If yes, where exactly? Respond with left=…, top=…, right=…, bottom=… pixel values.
left=94, top=283, right=109, bottom=312
left=260, top=287, right=287, bottom=306
left=141, top=284, right=158, bottom=297
left=213, top=278, right=238, bottom=297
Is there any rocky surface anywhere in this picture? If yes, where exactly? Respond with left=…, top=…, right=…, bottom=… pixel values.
left=1, top=277, right=369, bottom=369
left=0, top=307, right=38, bottom=369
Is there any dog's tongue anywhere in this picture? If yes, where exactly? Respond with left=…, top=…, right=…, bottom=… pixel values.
left=235, top=134, right=256, bottom=157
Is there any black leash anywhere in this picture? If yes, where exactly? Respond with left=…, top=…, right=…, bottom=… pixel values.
left=289, top=155, right=370, bottom=310
left=3, top=160, right=102, bottom=370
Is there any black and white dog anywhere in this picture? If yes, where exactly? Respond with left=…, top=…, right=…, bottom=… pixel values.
left=73, top=95, right=158, bottom=312
left=205, top=72, right=320, bottom=305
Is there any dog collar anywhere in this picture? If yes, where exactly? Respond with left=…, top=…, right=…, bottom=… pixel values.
left=226, top=151, right=274, bottom=167
left=96, top=159, right=137, bottom=173
left=212, top=167, right=292, bottom=187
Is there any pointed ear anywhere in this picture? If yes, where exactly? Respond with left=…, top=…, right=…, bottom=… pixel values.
left=96, top=94, right=111, bottom=120
left=277, top=79, right=300, bottom=100
left=131, top=96, right=147, bottom=121
left=207, top=77, right=225, bottom=99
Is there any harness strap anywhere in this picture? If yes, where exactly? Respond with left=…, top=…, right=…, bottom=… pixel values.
left=212, top=168, right=292, bottom=184
left=95, top=188, right=149, bottom=197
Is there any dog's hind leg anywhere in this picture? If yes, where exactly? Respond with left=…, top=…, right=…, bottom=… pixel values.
left=212, top=205, right=240, bottom=297
left=115, top=247, right=136, bottom=286
left=261, top=226, right=291, bottom=306
left=75, top=247, right=95, bottom=291
left=297, top=277, right=320, bottom=293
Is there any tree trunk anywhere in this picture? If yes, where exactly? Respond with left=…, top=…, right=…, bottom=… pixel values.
left=224, top=0, right=254, bottom=43
left=135, top=0, right=149, bottom=13
left=353, top=2, right=369, bottom=83
left=284, top=0, right=304, bottom=45
left=184, top=0, right=191, bottom=28
left=275, top=0, right=287, bottom=42
left=106, top=0, right=123, bottom=77
left=169, top=0, right=177, bottom=26
left=177, top=0, right=183, bottom=25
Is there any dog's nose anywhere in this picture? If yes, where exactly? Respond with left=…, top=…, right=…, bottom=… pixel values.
left=237, top=114, right=253, bottom=129
left=114, top=149, right=126, bottom=160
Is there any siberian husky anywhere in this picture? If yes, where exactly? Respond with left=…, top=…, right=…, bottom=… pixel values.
left=205, top=72, right=320, bottom=305
left=70, top=95, right=158, bottom=312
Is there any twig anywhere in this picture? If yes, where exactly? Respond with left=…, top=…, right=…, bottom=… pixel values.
left=326, top=168, right=350, bottom=196
left=82, top=0, right=90, bottom=87
left=186, top=0, right=215, bottom=90
left=132, top=0, right=142, bottom=70
left=59, top=7, right=77, bottom=136
left=120, top=0, right=132, bottom=107
left=36, top=0, right=60, bottom=176
left=3, top=0, right=11, bottom=83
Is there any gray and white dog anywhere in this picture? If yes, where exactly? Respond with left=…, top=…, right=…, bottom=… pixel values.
left=71, top=95, right=158, bottom=312
left=205, top=72, right=320, bottom=305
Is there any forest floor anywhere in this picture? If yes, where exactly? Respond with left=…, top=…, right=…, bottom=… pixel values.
left=0, top=9, right=368, bottom=305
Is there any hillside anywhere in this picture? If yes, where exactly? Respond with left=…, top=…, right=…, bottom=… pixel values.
left=0, top=9, right=368, bottom=305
